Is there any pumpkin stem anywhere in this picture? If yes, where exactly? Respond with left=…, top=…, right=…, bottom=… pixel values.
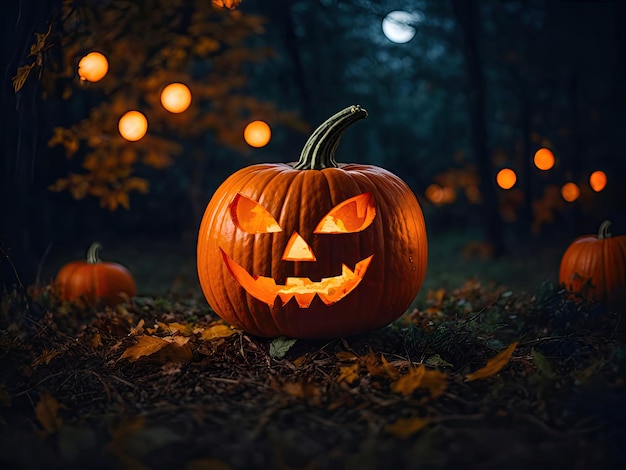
left=293, top=105, right=368, bottom=170
left=598, top=220, right=612, bottom=239
left=87, top=242, right=103, bottom=264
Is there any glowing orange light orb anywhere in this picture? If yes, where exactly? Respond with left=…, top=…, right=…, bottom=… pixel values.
left=561, top=182, right=580, bottom=202
left=78, top=52, right=109, bottom=82
left=533, top=148, right=555, bottom=170
left=160, top=83, right=192, bottom=113
left=244, top=120, right=271, bottom=148
left=118, top=111, right=148, bottom=142
left=496, top=168, right=517, bottom=189
left=425, top=184, right=444, bottom=204
left=589, top=170, right=607, bottom=192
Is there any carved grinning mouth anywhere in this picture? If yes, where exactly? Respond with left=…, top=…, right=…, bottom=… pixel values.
left=220, top=248, right=373, bottom=308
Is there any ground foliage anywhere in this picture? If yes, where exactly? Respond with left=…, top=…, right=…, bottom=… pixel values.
left=1, top=280, right=625, bottom=469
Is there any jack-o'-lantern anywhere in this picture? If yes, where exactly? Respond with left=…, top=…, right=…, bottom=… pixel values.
left=197, top=105, right=428, bottom=339
left=559, top=220, right=626, bottom=311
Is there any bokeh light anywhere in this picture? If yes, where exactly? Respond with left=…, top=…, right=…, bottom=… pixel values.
left=561, top=182, right=580, bottom=202
left=118, top=110, right=148, bottom=142
left=589, top=170, right=607, bottom=192
left=496, top=168, right=517, bottom=189
left=160, top=83, right=192, bottom=113
left=78, top=52, right=109, bottom=82
left=425, top=184, right=443, bottom=204
left=533, top=148, right=555, bottom=170
left=244, top=120, right=271, bottom=148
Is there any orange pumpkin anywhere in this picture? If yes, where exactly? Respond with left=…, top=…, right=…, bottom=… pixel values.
left=559, top=220, right=626, bottom=310
left=56, top=243, right=137, bottom=306
left=197, top=105, right=428, bottom=339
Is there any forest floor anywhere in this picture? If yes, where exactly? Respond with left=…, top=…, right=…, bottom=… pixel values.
left=1, top=231, right=625, bottom=469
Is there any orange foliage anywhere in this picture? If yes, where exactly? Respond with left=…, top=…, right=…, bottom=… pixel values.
left=16, top=0, right=303, bottom=210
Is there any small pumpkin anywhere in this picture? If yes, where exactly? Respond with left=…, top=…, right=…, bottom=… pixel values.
left=197, top=105, right=428, bottom=339
left=559, top=220, right=626, bottom=310
left=56, top=242, right=137, bottom=306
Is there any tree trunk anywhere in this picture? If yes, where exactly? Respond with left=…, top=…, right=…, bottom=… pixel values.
left=451, top=0, right=506, bottom=257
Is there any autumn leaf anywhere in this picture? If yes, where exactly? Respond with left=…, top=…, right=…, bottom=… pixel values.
left=200, top=324, right=237, bottom=340
left=380, top=355, right=399, bottom=380
left=420, top=369, right=449, bottom=398
left=35, top=391, right=64, bottom=434
left=119, top=335, right=192, bottom=362
left=391, top=365, right=426, bottom=395
left=32, top=348, right=61, bottom=368
left=465, top=341, right=519, bottom=382
left=391, top=365, right=449, bottom=397
left=387, top=416, right=430, bottom=439
left=282, top=381, right=321, bottom=401
left=269, top=336, right=297, bottom=359
left=335, top=351, right=359, bottom=362
left=12, top=63, right=35, bottom=93
left=337, top=363, right=360, bottom=384
left=120, top=335, right=170, bottom=361
left=161, top=321, right=195, bottom=336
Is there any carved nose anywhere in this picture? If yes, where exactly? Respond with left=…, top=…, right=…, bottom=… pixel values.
left=282, top=232, right=316, bottom=261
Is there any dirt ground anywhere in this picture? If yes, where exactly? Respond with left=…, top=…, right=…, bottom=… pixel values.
left=1, top=275, right=625, bottom=469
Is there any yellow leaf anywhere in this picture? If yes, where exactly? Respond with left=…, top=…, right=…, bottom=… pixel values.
left=387, top=416, right=430, bottom=439
left=163, top=322, right=194, bottom=336
left=421, top=369, right=448, bottom=398
left=380, top=354, right=399, bottom=380
left=200, top=324, right=236, bottom=340
left=337, top=363, right=360, bottom=384
left=465, top=341, right=519, bottom=382
left=335, top=351, right=358, bottom=362
left=12, top=63, right=35, bottom=93
left=32, top=348, right=60, bottom=368
left=391, top=365, right=425, bottom=395
left=119, top=335, right=170, bottom=361
left=34, top=391, right=63, bottom=434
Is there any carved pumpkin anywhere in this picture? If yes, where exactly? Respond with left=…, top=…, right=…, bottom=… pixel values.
left=197, top=105, right=428, bottom=339
left=56, top=243, right=137, bottom=306
left=559, top=220, right=626, bottom=310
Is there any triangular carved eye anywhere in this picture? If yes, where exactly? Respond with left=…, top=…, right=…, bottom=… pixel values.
left=230, top=193, right=282, bottom=233
left=314, top=192, right=376, bottom=234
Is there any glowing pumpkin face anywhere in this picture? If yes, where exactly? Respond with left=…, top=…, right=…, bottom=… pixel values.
left=222, top=192, right=376, bottom=308
left=197, top=106, right=428, bottom=339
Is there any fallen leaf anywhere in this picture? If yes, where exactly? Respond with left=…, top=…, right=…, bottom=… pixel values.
left=282, top=381, right=321, bottom=401
left=337, top=363, right=360, bottom=384
left=129, top=319, right=145, bottom=335
left=335, top=351, right=359, bottom=362
left=162, top=321, right=195, bottom=336
left=269, top=336, right=297, bottom=359
left=119, top=335, right=170, bottom=361
left=387, top=416, right=430, bottom=439
left=35, top=390, right=64, bottom=434
left=391, top=365, right=425, bottom=395
left=119, top=335, right=192, bottom=363
left=200, top=324, right=237, bottom=340
left=531, top=348, right=558, bottom=380
left=465, top=341, right=519, bottom=382
left=421, top=369, right=448, bottom=398
left=380, top=354, right=399, bottom=379
left=32, top=348, right=60, bottom=368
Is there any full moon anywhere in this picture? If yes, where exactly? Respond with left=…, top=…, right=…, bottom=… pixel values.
left=382, top=11, right=418, bottom=44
